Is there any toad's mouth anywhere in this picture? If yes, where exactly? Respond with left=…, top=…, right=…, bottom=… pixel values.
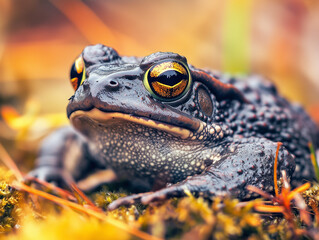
left=70, top=108, right=204, bottom=139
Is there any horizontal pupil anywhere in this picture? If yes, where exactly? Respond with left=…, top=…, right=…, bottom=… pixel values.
left=150, top=70, right=186, bottom=86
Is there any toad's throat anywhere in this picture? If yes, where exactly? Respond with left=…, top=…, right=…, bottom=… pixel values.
left=70, top=108, right=197, bottom=139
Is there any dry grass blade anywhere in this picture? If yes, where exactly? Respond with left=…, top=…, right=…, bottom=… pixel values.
left=13, top=181, right=163, bottom=240
left=25, top=175, right=76, bottom=201
left=70, top=182, right=102, bottom=212
left=293, top=193, right=311, bottom=227
left=287, top=182, right=311, bottom=201
left=246, top=185, right=273, bottom=200
left=280, top=170, right=291, bottom=210
left=309, top=142, right=319, bottom=182
left=254, top=204, right=284, bottom=213
left=0, top=143, right=23, bottom=181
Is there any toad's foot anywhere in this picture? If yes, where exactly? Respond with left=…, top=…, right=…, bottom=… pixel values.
left=108, top=185, right=189, bottom=210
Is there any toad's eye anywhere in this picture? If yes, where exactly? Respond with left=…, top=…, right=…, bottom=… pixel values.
left=143, top=60, right=192, bottom=101
left=70, top=56, right=85, bottom=91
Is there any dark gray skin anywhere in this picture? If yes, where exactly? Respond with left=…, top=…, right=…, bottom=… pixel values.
left=29, top=44, right=318, bottom=210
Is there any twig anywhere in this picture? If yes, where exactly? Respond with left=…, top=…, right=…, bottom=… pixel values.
left=0, top=143, right=23, bottom=181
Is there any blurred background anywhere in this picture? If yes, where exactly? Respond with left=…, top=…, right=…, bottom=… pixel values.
left=0, top=0, right=318, bottom=170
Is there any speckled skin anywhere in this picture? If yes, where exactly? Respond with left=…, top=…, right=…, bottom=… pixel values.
left=30, top=44, right=318, bottom=209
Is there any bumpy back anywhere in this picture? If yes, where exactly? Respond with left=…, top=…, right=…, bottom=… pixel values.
left=214, top=72, right=318, bottom=183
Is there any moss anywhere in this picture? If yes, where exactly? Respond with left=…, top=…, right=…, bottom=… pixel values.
left=0, top=167, right=23, bottom=233
left=1, top=175, right=318, bottom=239
left=90, top=187, right=267, bottom=239
left=0, top=162, right=318, bottom=239
left=91, top=186, right=128, bottom=210
left=90, top=186, right=141, bottom=223
left=302, top=182, right=319, bottom=208
left=137, top=194, right=267, bottom=239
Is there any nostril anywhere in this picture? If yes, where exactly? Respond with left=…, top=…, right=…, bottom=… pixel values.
left=105, top=79, right=119, bottom=90
left=109, top=80, right=118, bottom=86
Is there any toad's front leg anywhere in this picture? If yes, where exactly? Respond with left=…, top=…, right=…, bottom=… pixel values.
left=108, top=138, right=295, bottom=210
left=27, top=126, right=104, bottom=188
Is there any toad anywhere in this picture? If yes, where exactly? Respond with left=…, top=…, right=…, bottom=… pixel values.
left=29, top=44, right=318, bottom=210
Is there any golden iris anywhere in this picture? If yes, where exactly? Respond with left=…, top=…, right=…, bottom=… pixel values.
left=144, top=60, right=191, bottom=101
left=70, top=56, right=86, bottom=91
